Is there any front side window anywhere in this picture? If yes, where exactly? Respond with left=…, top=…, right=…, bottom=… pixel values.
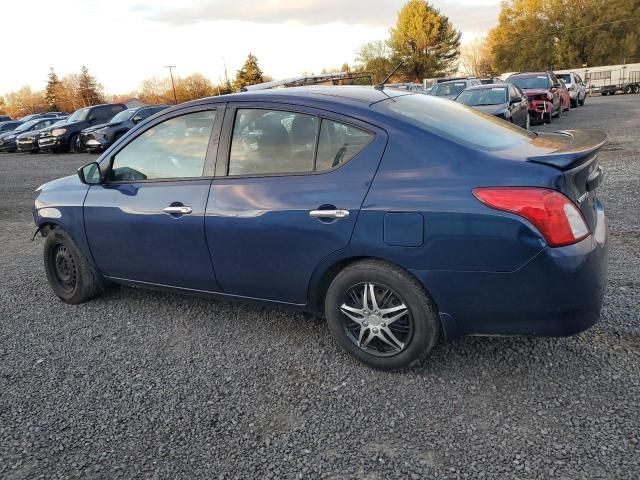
left=109, top=110, right=215, bottom=182
left=316, top=120, right=373, bottom=171
left=229, top=109, right=318, bottom=176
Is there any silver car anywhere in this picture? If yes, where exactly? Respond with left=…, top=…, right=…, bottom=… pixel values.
left=555, top=72, right=587, bottom=107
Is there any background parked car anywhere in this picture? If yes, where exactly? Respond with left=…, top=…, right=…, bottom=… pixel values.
left=38, top=103, right=127, bottom=153
left=555, top=71, right=587, bottom=107
left=18, top=112, right=66, bottom=122
left=16, top=117, right=68, bottom=153
left=0, top=117, right=63, bottom=153
left=506, top=71, right=563, bottom=124
left=0, top=121, right=23, bottom=134
left=80, top=105, right=169, bottom=153
left=455, top=83, right=529, bottom=129
left=429, top=79, right=482, bottom=99
left=558, top=79, right=571, bottom=113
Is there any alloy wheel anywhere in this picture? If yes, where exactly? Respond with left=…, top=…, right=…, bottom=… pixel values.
left=340, top=282, right=413, bottom=357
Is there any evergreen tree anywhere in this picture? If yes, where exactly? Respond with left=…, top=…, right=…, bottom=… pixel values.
left=388, top=0, right=461, bottom=81
left=44, top=67, right=61, bottom=111
left=78, top=66, right=104, bottom=106
left=233, top=53, right=264, bottom=90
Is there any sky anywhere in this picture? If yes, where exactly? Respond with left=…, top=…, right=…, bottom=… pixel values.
left=0, top=0, right=500, bottom=96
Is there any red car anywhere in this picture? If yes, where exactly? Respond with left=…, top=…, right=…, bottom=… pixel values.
left=506, top=71, right=566, bottom=124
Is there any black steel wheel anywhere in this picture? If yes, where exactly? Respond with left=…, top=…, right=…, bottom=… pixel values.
left=43, top=228, right=101, bottom=304
left=325, top=260, right=440, bottom=370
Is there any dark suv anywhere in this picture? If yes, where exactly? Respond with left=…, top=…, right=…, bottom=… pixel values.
left=80, top=105, right=169, bottom=153
left=38, top=104, right=127, bottom=153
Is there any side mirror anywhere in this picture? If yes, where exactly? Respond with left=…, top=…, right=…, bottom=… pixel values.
left=77, top=161, right=103, bottom=185
left=132, top=115, right=143, bottom=124
left=511, top=96, right=522, bottom=104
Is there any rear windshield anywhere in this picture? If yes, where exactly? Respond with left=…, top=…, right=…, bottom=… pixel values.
left=374, top=94, right=536, bottom=151
left=110, top=109, right=136, bottom=123
left=508, top=75, right=551, bottom=90
left=456, top=87, right=507, bottom=106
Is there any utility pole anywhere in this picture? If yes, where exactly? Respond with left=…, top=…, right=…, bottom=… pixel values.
left=164, top=65, right=177, bottom=104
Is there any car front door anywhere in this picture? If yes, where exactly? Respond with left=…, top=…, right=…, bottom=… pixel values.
left=205, top=103, right=387, bottom=304
left=83, top=105, right=224, bottom=291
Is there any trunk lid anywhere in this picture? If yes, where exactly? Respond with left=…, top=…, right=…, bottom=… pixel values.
left=527, top=130, right=606, bottom=232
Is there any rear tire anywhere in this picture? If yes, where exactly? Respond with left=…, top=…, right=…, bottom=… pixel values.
left=543, top=112, right=552, bottom=124
left=325, top=260, right=440, bottom=370
left=579, top=95, right=585, bottom=106
left=44, top=228, right=101, bottom=304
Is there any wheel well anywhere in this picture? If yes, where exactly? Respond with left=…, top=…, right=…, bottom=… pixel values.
left=310, top=256, right=440, bottom=316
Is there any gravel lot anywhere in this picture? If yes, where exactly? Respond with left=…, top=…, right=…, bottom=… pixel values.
left=1, top=94, right=639, bottom=479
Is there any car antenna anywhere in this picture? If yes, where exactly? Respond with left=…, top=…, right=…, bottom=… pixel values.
left=375, top=60, right=405, bottom=90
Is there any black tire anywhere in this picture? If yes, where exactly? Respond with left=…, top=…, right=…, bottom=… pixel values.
left=325, top=260, right=440, bottom=370
left=579, top=96, right=585, bottom=106
left=571, top=98, right=578, bottom=108
left=69, top=133, right=84, bottom=153
left=44, top=228, right=101, bottom=304
left=544, top=112, right=552, bottom=124
left=601, top=91, right=608, bottom=96
left=633, top=85, right=640, bottom=94
left=624, top=85, right=633, bottom=94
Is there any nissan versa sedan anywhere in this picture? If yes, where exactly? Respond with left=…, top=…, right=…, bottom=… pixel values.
left=33, top=87, right=608, bottom=370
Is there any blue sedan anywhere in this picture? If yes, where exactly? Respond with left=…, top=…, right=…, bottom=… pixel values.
left=33, top=87, right=608, bottom=370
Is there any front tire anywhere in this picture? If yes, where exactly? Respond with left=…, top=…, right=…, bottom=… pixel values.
left=44, top=228, right=101, bottom=304
left=325, top=260, right=440, bottom=370
left=69, top=134, right=85, bottom=153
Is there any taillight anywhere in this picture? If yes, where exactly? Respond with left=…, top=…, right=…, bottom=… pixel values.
left=473, top=187, right=590, bottom=247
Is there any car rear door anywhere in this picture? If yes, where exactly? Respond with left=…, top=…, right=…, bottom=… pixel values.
left=83, top=104, right=224, bottom=291
left=205, top=103, right=388, bottom=304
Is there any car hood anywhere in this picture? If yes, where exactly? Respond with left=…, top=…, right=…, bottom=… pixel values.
left=82, top=122, right=112, bottom=133
left=471, top=103, right=508, bottom=115
left=0, top=130, right=19, bottom=140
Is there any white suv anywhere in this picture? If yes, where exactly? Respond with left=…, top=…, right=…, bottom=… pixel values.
left=555, top=72, right=587, bottom=107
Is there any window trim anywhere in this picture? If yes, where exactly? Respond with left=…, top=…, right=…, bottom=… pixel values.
left=100, top=103, right=224, bottom=185
left=217, top=102, right=376, bottom=179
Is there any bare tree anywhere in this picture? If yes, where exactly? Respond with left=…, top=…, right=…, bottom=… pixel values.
left=459, top=36, right=495, bottom=78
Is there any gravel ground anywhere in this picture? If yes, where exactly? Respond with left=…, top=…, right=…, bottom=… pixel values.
left=1, top=94, right=639, bottom=479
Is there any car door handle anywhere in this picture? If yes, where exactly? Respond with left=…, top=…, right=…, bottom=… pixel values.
left=163, top=206, right=192, bottom=215
left=309, top=209, right=349, bottom=219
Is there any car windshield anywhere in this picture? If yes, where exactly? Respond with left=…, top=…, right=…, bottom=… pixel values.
left=431, top=82, right=467, bottom=97
left=67, top=107, right=90, bottom=123
left=556, top=74, right=571, bottom=83
left=110, top=109, right=136, bottom=123
left=15, top=120, right=40, bottom=132
left=374, top=93, right=536, bottom=151
left=508, top=75, right=551, bottom=90
left=456, top=87, right=508, bottom=106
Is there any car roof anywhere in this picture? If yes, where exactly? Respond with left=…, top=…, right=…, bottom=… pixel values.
left=177, top=86, right=414, bottom=111
left=509, top=72, right=549, bottom=77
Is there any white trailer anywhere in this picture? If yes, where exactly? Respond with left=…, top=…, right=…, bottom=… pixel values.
left=556, top=63, right=640, bottom=95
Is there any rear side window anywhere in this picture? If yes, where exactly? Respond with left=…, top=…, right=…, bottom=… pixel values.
left=110, top=110, right=215, bottom=181
left=227, top=109, right=373, bottom=176
left=229, top=109, right=318, bottom=176
left=316, top=120, right=373, bottom=171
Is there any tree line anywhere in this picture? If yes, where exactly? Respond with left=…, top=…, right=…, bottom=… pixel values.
left=0, top=53, right=269, bottom=118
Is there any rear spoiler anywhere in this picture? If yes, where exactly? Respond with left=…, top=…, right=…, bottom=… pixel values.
left=527, top=130, right=607, bottom=169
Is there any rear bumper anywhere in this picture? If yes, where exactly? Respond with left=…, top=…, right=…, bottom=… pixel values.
left=412, top=201, right=608, bottom=340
